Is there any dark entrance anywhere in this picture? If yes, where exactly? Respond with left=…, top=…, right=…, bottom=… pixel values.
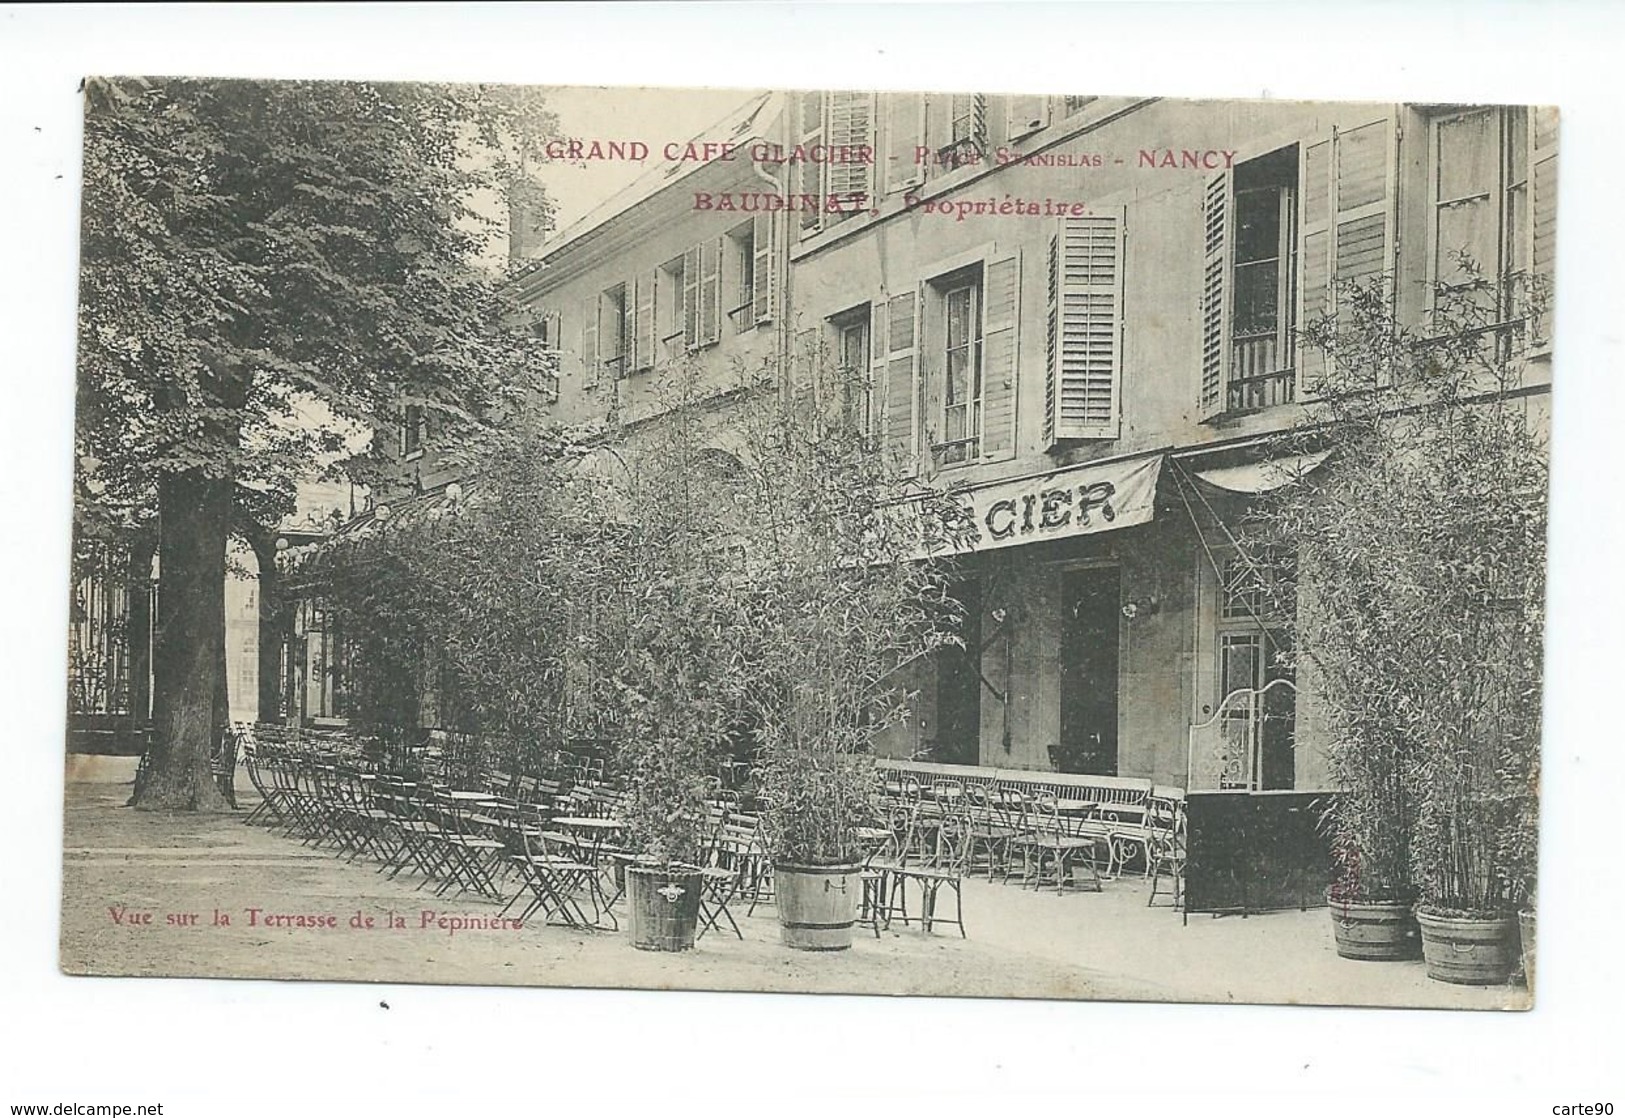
left=934, top=578, right=982, bottom=766
left=1057, top=566, right=1120, bottom=775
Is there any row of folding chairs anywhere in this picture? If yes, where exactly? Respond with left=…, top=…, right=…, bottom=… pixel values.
left=238, top=725, right=773, bottom=937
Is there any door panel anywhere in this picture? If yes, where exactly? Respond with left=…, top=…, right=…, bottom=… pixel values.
left=1058, top=567, right=1120, bottom=775
left=935, top=579, right=982, bottom=766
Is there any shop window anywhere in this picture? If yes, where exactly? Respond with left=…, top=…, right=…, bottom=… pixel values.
left=1214, top=552, right=1296, bottom=790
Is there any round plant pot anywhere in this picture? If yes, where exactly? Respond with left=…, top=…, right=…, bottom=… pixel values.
left=625, top=864, right=703, bottom=953
left=1416, top=907, right=1519, bottom=985
left=1327, top=891, right=1420, bottom=961
left=1518, top=908, right=1536, bottom=992
left=774, top=863, right=861, bottom=951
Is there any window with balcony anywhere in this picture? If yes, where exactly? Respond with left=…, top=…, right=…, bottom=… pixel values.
left=725, top=221, right=756, bottom=334
left=938, top=93, right=988, bottom=169
left=1228, top=146, right=1300, bottom=413
left=938, top=279, right=983, bottom=465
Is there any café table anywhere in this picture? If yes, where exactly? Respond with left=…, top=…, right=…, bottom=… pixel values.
left=550, top=816, right=630, bottom=929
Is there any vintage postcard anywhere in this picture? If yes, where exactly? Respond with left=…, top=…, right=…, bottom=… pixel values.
left=63, top=81, right=1551, bottom=1009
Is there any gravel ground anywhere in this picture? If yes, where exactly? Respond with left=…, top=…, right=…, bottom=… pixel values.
left=59, top=758, right=1527, bottom=1010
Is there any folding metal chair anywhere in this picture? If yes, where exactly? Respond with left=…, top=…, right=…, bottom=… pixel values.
left=503, top=824, right=596, bottom=929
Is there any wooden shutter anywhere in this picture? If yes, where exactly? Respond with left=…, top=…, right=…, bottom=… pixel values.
left=883, top=289, right=919, bottom=476
left=1047, top=210, right=1124, bottom=441
left=700, top=237, right=722, bottom=346
left=925, top=95, right=951, bottom=176
left=1530, top=106, right=1558, bottom=347
left=1298, top=112, right=1397, bottom=393
left=868, top=299, right=887, bottom=444
left=886, top=92, right=925, bottom=192
left=580, top=296, right=600, bottom=386
left=1299, top=136, right=1332, bottom=392
left=625, top=280, right=639, bottom=372
left=797, top=90, right=825, bottom=233
left=752, top=212, right=776, bottom=322
left=827, top=92, right=875, bottom=211
left=949, top=92, right=988, bottom=151
left=635, top=272, right=657, bottom=371
left=681, top=244, right=701, bottom=350
left=599, top=289, right=623, bottom=372
left=980, top=251, right=1021, bottom=461
left=1197, top=172, right=1230, bottom=420
left=1007, top=94, right=1046, bottom=140
left=1330, top=112, right=1398, bottom=317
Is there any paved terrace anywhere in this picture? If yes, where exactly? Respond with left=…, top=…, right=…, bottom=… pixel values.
left=60, top=757, right=1527, bottom=1010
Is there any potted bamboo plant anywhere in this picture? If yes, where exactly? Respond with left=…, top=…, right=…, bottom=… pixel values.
left=568, top=369, right=750, bottom=953
left=1322, top=727, right=1420, bottom=961
left=1254, top=266, right=1547, bottom=980
left=731, top=345, right=972, bottom=951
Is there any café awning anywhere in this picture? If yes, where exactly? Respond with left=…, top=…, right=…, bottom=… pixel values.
left=1192, top=448, right=1333, bottom=494
left=940, top=452, right=1164, bottom=556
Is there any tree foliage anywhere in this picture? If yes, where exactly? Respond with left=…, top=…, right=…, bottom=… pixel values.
left=75, top=77, right=558, bottom=808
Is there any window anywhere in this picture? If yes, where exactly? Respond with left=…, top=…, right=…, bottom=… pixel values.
left=400, top=403, right=426, bottom=459
left=296, top=598, right=347, bottom=722
left=532, top=312, right=559, bottom=350
left=599, top=284, right=628, bottom=379
left=530, top=311, right=563, bottom=400
left=1060, top=95, right=1096, bottom=117
left=887, top=253, right=1020, bottom=476
left=939, top=279, right=983, bottom=465
left=829, top=304, right=872, bottom=436
left=658, top=255, right=685, bottom=359
left=1006, top=95, right=1047, bottom=140
left=1228, top=147, right=1299, bottom=413
left=939, top=93, right=988, bottom=167
left=725, top=221, right=756, bottom=333
left=1428, top=106, right=1532, bottom=322
left=884, top=92, right=926, bottom=193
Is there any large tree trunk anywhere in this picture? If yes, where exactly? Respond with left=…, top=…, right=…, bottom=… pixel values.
left=134, top=470, right=234, bottom=811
